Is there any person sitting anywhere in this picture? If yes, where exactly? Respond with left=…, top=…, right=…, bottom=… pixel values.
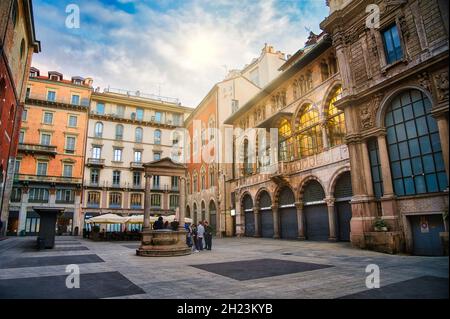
left=153, top=216, right=164, bottom=230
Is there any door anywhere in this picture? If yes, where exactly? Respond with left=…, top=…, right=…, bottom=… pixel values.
left=280, top=207, right=298, bottom=239
left=244, top=211, right=255, bottom=237
left=336, top=201, right=352, bottom=241
left=304, top=204, right=329, bottom=241
left=260, top=209, right=274, bottom=238
left=411, top=214, right=445, bottom=256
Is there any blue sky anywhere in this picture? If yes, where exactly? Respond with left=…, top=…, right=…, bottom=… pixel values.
left=32, top=0, right=329, bottom=107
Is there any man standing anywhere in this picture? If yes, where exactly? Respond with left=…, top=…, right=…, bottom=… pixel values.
left=197, top=221, right=205, bottom=251
left=204, top=220, right=213, bottom=250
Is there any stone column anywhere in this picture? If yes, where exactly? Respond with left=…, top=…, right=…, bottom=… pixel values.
left=295, top=201, right=305, bottom=240
left=361, top=140, right=375, bottom=197
left=178, top=176, right=186, bottom=231
left=253, top=207, right=261, bottom=237
left=143, top=174, right=152, bottom=230
left=73, top=189, right=82, bottom=236
left=18, top=188, right=29, bottom=235
left=321, top=122, right=329, bottom=150
left=272, top=204, right=280, bottom=239
left=435, top=115, right=449, bottom=181
left=377, top=133, right=394, bottom=197
left=326, top=197, right=337, bottom=241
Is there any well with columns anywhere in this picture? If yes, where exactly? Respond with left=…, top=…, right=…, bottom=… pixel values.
left=136, top=158, right=191, bottom=257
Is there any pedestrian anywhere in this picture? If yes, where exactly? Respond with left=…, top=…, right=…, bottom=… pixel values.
left=185, top=223, right=192, bottom=247
left=164, top=221, right=170, bottom=229
left=197, top=221, right=205, bottom=251
left=204, top=220, right=213, bottom=250
left=191, top=224, right=199, bottom=252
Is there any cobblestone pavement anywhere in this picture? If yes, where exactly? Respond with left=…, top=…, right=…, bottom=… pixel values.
left=0, top=236, right=448, bottom=299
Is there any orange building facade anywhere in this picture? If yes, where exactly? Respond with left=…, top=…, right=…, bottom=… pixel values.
left=7, top=69, right=92, bottom=235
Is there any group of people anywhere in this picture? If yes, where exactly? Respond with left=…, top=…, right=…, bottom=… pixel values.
left=152, top=216, right=179, bottom=231
left=186, top=220, right=213, bottom=252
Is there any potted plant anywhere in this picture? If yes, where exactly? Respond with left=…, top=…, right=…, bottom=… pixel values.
left=374, top=218, right=388, bottom=232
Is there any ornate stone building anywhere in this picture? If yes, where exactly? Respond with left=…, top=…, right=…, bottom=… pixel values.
left=224, top=33, right=353, bottom=242
left=321, top=0, right=449, bottom=255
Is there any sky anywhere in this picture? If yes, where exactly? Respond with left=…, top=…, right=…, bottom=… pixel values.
left=31, top=0, right=329, bottom=108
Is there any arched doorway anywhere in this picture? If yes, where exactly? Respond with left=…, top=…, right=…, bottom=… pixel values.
left=334, top=171, right=353, bottom=241
left=303, top=180, right=329, bottom=241
left=209, top=200, right=217, bottom=234
left=259, top=191, right=273, bottom=238
left=201, top=201, right=206, bottom=221
left=186, top=205, right=191, bottom=218
left=279, top=186, right=298, bottom=239
left=193, top=203, right=198, bottom=224
left=242, top=194, right=254, bottom=237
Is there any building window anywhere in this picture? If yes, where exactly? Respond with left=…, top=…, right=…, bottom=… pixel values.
left=12, top=0, right=18, bottom=26
left=94, top=122, right=103, bottom=137
left=136, top=108, right=144, bottom=121
left=326, top=86, right=345, bottom=147
left=382, top=23, right=403, bottom=65
left=232, top=99, right=239, bottom=113
left=201, top=168, right=206, bottom=190
left=154, top=130, right=161, bottom=145
left=10, top=187, right=22, bottom=202
left=152, top=175, right=160, bottom=188
left=43, top=111, right=53, bottom=124
left=249, top=67, right=259, bottom=86
left=171, top=176, right=179, bottom=190
left=193, top=172, right=198, bottom=193
left=117, top=105, right=125, bottom=118
left=22, top=109, right=28, bottom=121
left=65, top=136, right=76, bottom=154
left=109, top=192, right=122, bottom=208
left=295, top=104, right=323, bottom=157
left=71, top=95, right=80, bottom=105
left=209, top=167, right=215, bottom=187
left=173, top=113, right=182, bottom=126
left=87, top=191, right=100, bottom=207
left=29, top=188, right=49, bottom=202
left=135, top=127, right=143, bottom=142
left=130, top=193, right=142, bottom=208
left=115, top=124, right=124, bottom=140
left=113, top=148, right=122, bottom=162
left=19, top=130, right=25, bottom=143
left=92, top=147, right=101, bottom=159
left=40, top=133, right=51, bottom=145
left=170, top=195, right=179, bottom=209
left=56, top=189, right=74, bottom=203
left=134, top=151, right=142, bottom=162
left=278, top=119, right=294, bottom=162
left=154, top=111, right=162, bottom=123
left=367, top=138, right=384, bottom=199
left=36, top=162, right=48, bottom=176
left=385, top=89, right=448, bottom=196
left=68, top=115, right=77, bottom=127
left=133, top=172, right=141, bottom=187
left=151, top=194, right=161, bottom=208
left=47, top=91, right=56, bottom=102
left=14, top=159, right=21, bottom=174
left=112, top=171, right=121, bottom=186
left=96, top=103, right=105, bottom=115
left=186, top=175, right=191, bottom=195
left=63, top=164, right=73, bottom=177
left=90, top=169, right=99, bottom=184
left=153, top=152, right=161, bottom=161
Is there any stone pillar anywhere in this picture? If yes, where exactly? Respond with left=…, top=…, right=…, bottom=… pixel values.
left=377, top=133, right=394, bottom=197
left=253, top=207, right=261, bottom=237
left=178, top=176, right=186, bottom=231
left=295, top=201, right=305, bottom=240
left=18, top=188, right=29, bottom=235
left=235, top=199, right=244, bottom=237
left=272, top=204, right=280, bottom=239
left=435, top=115, right=449, bottom=181
left=326, top=197, right=337, bottom=241
left=73, top=189, right=82, bottom=236
left=321, top=122, right=329, bottom=150
left=49, top=187, right=56, bottom=205
left=361, top=140, right=374, bottom=197
left=143, top=174, right=152, bottom=230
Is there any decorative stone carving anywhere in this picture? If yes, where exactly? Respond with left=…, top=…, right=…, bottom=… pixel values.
left=434, top=71, right=449, bottom=102
left=398, top=14, right=410, bottom=39
left=417, top=72, right=431, bottom=91
left=360, top=106, right=373, bottom=129
left=360, top=93, right=384, bottom=130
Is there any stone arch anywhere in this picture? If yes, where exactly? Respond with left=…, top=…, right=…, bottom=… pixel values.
left=322, top=80, right=343, bottom=114
left=327, top=165, right=351, bottom=196
left=298, top=175, right=327, bottom=200
left=376, top=85, right=434, bottom=128
left=239, top=191, right=253, bottom=208
left=254, top=187, right=273, bottom=208
left=293, top=99, right=318, bottom=129
left=201, top=200, right=206, bottom=221
left=273, top=182, right=295, bottom=206
left=186, top=205, right=191, bottom=218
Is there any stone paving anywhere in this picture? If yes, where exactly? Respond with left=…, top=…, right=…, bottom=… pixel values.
left=0, top=236, right=448, bottom=299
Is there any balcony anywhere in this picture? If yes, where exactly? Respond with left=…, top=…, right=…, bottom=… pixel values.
left=18, top=143, right=57, bottom=157
left=87, top=158, right=105, bottom=167
left=15, top=174, right=82, bottom=185
left=130, top=162, right=144, bottom=170
left=26, top=93, right=90, bottom=107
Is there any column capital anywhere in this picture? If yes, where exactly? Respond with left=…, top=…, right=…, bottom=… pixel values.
left=325, top=197, right=335, bottom=206
left=253, top=207, right=260, bottom=214
left=271, top=204, right=279, bottom=211
left=294, top=201, right=303, bottom=209
left=144, top=173, right=153, bottom=179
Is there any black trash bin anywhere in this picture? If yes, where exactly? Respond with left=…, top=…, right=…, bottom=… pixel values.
left=37, top=237, right=46, bottom=250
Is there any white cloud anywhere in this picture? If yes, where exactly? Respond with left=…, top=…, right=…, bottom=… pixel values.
left=32, top=0, right=328, bottom=107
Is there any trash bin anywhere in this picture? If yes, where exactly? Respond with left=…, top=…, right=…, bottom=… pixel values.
left=37, top=237, right=46, bottom=250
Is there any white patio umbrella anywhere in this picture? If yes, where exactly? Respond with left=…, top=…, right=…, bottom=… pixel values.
left=86, top=213, right=127, bottom=224
left=125, top=215, right=158, bottom=224
left=165, top=214, right=193, bottom=224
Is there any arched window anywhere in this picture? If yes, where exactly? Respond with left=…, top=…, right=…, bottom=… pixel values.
left=326, top=86, right=345, bottom=147
left=320, top=61, right=330, bottom=81
left=243, top=139, right=252, bottom=175
left=135, top=127, right=143, bottom=142
left=94, top=122, right=103, bottom=137
left=20, top=39, right=25, bottom=60
left=115, top=124, right=123, bottom=140
left=154, top=129, right=161, bottom=145
left=295, top=104, right=323, bottom=157
left=278, top=118, right=294, bottom=161
left=193, top=171, right=198, bottom=193
left=186, top=173, right=191, bottom=194
left=12, top=1, right=18, bottom=27
left=209, top=165, right=215, bottom=187
left=200, top=166, right=206, bottom=190
left=208, top=116, right=215, bottom=140
left=385, top=89, right=448, bottom=196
